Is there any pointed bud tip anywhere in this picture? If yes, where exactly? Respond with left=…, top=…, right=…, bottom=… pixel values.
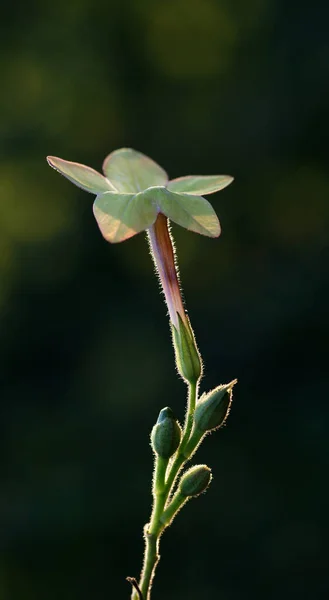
left=228, top=378, right=238, bottom=390
left=157, top=407, right=175, bottom=423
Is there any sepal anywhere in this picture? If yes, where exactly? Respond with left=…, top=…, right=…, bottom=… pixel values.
left=194, top=380, right=237, bottom=432
left=151, top=407, right=182, bottom=459
left=172, top=314, right=202, bottom=384
left=179, top=465, right=212, bottom=497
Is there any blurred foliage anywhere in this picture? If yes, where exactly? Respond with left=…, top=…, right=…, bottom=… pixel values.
left=1, top=0, right=328, bottom=599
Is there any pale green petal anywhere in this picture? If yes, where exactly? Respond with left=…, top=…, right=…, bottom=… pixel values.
left=102, top=148, right=168, bottom=193
left=143, top=187, right=221, bottom=237
left=93, top=191, right=158, bottom=243
left=47, top=156, right=115, bottom=194
left=167, top=175, right=233, bottom=195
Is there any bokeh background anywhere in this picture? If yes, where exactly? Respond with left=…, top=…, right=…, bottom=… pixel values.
left=1, top=0, right=328, bottom=598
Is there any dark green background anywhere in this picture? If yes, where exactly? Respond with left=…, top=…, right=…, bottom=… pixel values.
left=1, top=0, right=328, bottom=598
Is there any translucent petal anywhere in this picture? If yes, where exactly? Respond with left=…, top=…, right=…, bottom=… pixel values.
left=143, top=187, right=221, bottom=237
left=102, top=148, right=168, bottom=193
left=167, top=175, right=233, bottom=195
left=47, top=156, right=115, bottom=194
left=93, top=191, right=158, bottom=243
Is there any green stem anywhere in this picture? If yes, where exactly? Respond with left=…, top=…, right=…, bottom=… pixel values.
left=160, top=491, right=187, bottom=530
left=165, top=381, right=198, bottom=495
left=149, top=457, right=167, bottom=533
left=133, top=382, right=199, bottom=600
left=139, top=530, right=159, bottom=600
left=133, top=457, right=167, bottom=600
left=134, top=221, right=203, bottom=599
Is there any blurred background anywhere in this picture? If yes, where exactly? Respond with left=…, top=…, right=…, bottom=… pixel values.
left=1, top=0, right=328, bottom=598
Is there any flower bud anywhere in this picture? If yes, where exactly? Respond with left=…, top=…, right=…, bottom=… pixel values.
left=172, top=314, right=202, bottom=384
left=151, top=407, right=181, bottom=459
left=179, top=465, right=212, bottom=497
left=193, top=380, right=237, bottom=432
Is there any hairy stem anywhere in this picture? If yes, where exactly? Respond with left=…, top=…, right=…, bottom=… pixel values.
left=132, top=219, right=201, bottom=600
left=165, top=381, right=198, bottom=494
left=132, top=383, right=199, bottom=600
left=147, top=213, right=188, bottom=330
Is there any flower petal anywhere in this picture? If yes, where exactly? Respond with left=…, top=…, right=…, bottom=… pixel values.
left=93, top=191, right=158, bottom=243
left=143, top=187, right=221, bottom=237
left=102, top=148, right=168, bottom=193
left=47, top=156, right=115, bottom=194
left=167, top=175, right=233, bottom=195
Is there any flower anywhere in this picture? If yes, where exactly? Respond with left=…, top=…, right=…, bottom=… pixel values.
left=47, top=148, right=233, bottom=244
left=47, top=148, right=233, bottom=338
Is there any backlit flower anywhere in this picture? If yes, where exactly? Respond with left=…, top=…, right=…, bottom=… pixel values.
left=47, top=148, right=233, bottom=335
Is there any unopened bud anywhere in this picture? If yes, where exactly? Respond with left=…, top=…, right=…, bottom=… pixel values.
left=172, top=314, right=202, bottom=384
left=151, top=407, right=181, bottom=459
left=194, top=380, right=236, bottom=432
left=179, top=465, right=212, bottom=497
